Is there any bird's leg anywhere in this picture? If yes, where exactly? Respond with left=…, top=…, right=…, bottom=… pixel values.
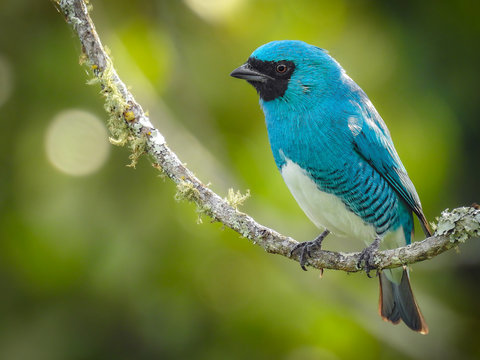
left=290, top=229, right=330, bottom=271
left=357, top=236, right=381, bottom=278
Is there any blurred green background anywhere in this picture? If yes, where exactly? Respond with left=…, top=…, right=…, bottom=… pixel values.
left=1, top=0, right=479, bottom=359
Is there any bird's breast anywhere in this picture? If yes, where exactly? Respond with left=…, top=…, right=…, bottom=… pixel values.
left=280, top=157, right=377, bottom=242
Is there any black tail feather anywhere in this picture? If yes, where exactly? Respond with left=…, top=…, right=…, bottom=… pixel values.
left=379, top=269, right=428, bottom=334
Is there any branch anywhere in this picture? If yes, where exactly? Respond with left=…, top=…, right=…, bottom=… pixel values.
left=54, top=0, right=479, bottom=272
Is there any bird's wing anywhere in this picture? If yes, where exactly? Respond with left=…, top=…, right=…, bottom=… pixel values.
left=350, top=109, right=432, bottom=237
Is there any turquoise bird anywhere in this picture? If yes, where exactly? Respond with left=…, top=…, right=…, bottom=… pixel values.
left=231, top=40, right=431, bottom=334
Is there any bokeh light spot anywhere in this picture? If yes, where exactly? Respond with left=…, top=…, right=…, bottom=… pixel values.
left=184, top=0, right=245, bottom=23
left=0, top=54, right=13, bottom=108
left=45, top=109, right=109, bottom=176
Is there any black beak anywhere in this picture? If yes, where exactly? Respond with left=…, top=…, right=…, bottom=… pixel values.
left=230, top=63, right=272, bottom=82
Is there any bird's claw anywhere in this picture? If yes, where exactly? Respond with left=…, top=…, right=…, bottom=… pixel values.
left=357, top=237, right=381, bottom=278
left=357, top=249, right=377, bottom=278
left=290, top=230, right=330, bottom=271
left=290, top=241, right=320, bottom=271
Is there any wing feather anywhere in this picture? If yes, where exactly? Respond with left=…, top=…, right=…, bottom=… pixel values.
left=349, top=99, right=431, bottom=237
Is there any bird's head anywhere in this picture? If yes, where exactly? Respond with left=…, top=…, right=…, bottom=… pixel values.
left=230, top=40, right=343, bottom=105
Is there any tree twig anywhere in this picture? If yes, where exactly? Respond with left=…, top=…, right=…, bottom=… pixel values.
left=54, top=0, right=479, bottom=272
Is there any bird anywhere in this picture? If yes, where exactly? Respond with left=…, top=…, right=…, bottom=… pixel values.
left=230, top=40, right=431, bottom=334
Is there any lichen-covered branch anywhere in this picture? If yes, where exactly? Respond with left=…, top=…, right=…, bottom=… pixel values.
left=54, top=0, right=479, bottom=272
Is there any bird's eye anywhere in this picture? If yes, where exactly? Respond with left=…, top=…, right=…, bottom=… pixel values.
left=276, top=64, right=288, bottom=73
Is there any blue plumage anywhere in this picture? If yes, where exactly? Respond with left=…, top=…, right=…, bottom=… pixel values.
left=231, top=40, right=431, bottom=333
left=256, top=41, right=428, bottom=241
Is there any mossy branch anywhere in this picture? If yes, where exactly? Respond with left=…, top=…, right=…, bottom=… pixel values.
left=54, top=0, right=479, bottom=273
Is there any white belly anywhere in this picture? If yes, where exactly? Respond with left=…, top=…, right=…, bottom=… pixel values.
left=281, top=158, right=377, bottom=242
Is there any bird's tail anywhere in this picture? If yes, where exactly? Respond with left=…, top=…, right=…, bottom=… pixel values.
left=378, top=268, right=428, bottom=334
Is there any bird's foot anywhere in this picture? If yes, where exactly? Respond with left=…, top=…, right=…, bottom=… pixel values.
left=290, top=230, right=330, bottom=271
left=357, top=237, right=381, bottom=278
